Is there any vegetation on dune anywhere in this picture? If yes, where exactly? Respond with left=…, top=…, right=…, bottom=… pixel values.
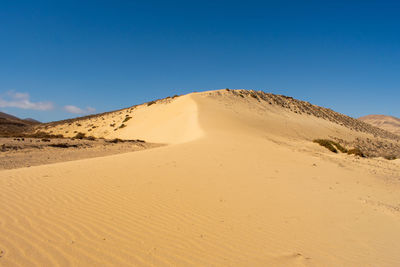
left=333, top=142, right=348, bottom=153
left=314, top=139, right=371, bottom=158
left=347, top=148, right=366, bottom=157
left=123, top=116, right=132, bottom=123
left=147, top=101, right=156, bottom=106
left=74, top=132, right=86, bottom=139
left=313, top=139, right=348, bottom=153
left=383, top=155, right=397, bottom=160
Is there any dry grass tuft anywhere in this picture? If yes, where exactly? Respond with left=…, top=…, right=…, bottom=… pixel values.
left=313, top=139, right=348, bottom=153
left=347, top=148, right=366, bottom=157
left=74, top=132, right=86, bottom=139
left=123, top=116, right=132, bottom=123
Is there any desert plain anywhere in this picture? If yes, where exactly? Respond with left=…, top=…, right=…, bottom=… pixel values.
left=1, top=89, right=400, bottom=266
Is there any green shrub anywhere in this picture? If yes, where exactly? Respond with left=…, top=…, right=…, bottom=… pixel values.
left=119, top=124, right=126, bottom=129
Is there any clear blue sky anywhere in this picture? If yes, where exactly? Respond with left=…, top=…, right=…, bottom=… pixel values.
left=0, top=0, right=399, bottom=122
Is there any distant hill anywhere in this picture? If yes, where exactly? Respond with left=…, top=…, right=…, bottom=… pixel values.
left=0, top=111, right=20, bottom=121
left=359, top=115, right=400, bottom=136
left=0, top=111, right=40, bottom=136
left=24, top=118, right=41, bottom=124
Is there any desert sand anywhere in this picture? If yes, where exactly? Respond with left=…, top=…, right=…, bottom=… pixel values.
left=1, top=90, right=400, bottom=266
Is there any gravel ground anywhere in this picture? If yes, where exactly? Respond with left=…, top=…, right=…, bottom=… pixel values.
left=0, top=137, right=162, bottom=170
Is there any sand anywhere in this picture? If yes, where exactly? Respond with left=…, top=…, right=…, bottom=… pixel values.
left=1, top=90, right=400, bottom=266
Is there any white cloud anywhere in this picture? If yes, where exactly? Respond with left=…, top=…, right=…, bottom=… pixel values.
left=64, top=105, right=96, bottom=114
left=0, top=91, right=54, bottom=111
left=64, top=105, right=84, bottom=114
left=86, top=107, right=96, bottom=113
left=0, top=90, right=97, bottom=116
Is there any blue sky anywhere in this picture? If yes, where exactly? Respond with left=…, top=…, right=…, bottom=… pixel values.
left=0, top=0, right=399, bottom=122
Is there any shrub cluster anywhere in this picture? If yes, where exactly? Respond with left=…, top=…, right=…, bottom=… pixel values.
left=23, top=131, right=64, bottom=139
left=107, top=138, right=145, bottom=143
left=313, top=139, right=347, bottom=153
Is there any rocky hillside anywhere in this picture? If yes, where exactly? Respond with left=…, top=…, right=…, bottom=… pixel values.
left=0, top=112, right=40, bottom=137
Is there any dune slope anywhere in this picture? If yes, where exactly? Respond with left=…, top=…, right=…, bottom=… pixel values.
left=1, top=90, right=400, bottom=266
left=36, top=94, right=203, bottom=144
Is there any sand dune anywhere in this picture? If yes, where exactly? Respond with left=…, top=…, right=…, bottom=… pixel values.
left=1, top=90, right=400, bottom=266
left=36, top=95, right=203, bottom=144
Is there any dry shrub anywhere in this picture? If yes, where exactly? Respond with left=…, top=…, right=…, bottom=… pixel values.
left=74, top=132, right=86, bottom=139
left=123, top=116, right=132, bottom=123
left=313, top=139, right=348, bottom=153
left=347, top=148, right=365, bottom=157
left=384, top=155, right=396, bottom=160
left=147, top=101, right=156, bottom=106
